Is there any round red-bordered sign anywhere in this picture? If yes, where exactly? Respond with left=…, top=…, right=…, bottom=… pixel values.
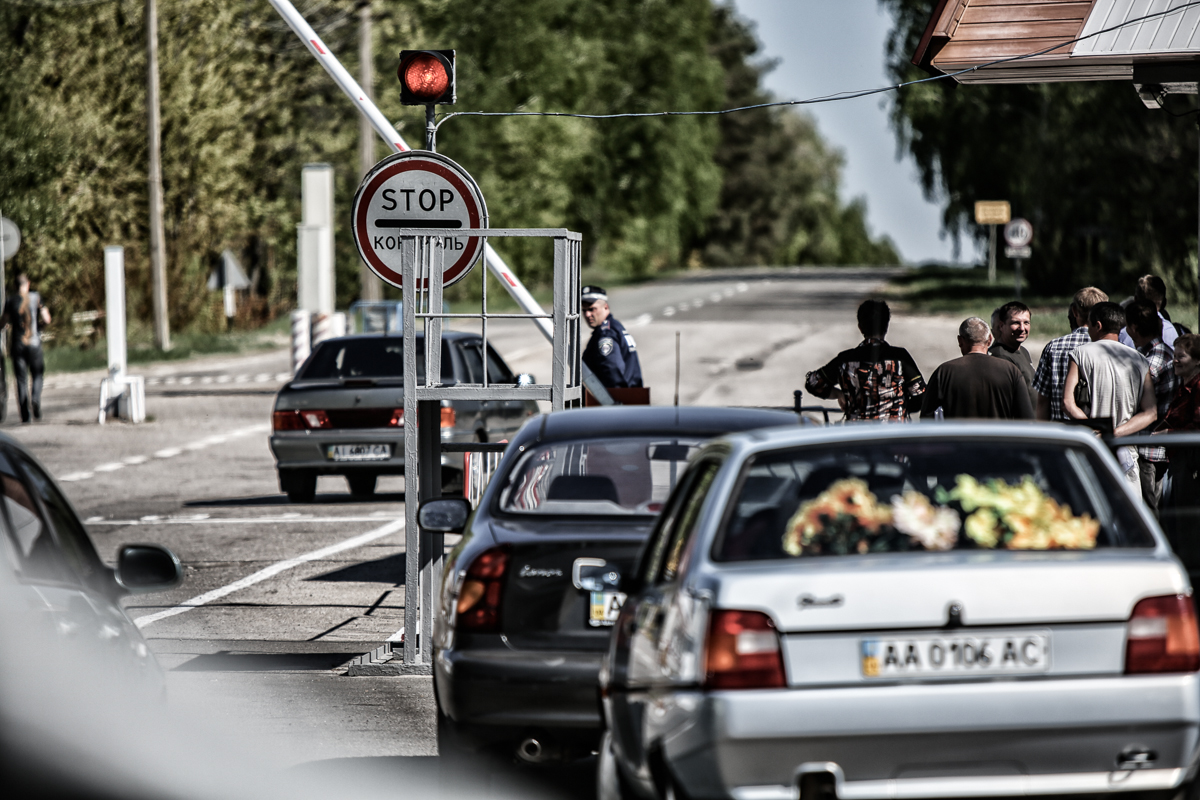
left=352, top=151, right=487, bottom=290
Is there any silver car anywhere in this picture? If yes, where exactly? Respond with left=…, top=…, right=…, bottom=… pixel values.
left=599, top=422, right=1199, bottom=800
left=270, top=332, right=537, bottom=502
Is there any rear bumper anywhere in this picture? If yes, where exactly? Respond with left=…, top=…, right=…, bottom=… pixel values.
left=659, top=674, right=1200, bottom=800
left=435, top=645, right=603, bottom=730
left=269, top=431, right=466, bottom=473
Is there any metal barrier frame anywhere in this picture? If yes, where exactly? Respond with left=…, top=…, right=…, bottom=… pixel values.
left=400, top=228, right=583, bottom=665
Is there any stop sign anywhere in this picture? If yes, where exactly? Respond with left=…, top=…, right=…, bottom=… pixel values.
left=352, top=151, right=487, bottom=290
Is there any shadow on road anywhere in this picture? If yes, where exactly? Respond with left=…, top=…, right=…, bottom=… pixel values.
left=292, top=754, right=597, bottom=800
left=185, top=493, right=405, bottom=507
left=172, top=651, right=361, bottom=672
left=309, top=553, right=407, bottom=584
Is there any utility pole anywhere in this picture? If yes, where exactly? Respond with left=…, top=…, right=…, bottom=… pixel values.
left=146, top=0, right=170, bottom=350
left=357, top=1, right=382, bottom=301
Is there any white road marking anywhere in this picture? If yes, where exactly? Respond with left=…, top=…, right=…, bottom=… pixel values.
left=663, top=306, right=675, bottom=317
left=724, top=287, right=735, bottom=297
left=254, top=373, right=270, bottom=382
left=200, top=376, right=213, bottom=385
left=710, top=292, right=723, bottom=302
left=179, top=377, right=194, bottom=386
left=61, top=425, right=267, bottom=483
left=275, top=372, right=292, bottom=381
left=133, top=518, right=405, bottom=628
left=678, top=302, right=690, bottom=312
left=632, top=313, right=653, bottom=327
left=737, top=282, right=748, bottom=292
left=216, top=375, right=232, bottom=384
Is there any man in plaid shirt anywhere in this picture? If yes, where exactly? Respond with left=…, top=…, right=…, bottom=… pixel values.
left=1032, top=287, right=1108, bottom=421
left=1126, top=299, right=1178, bottom=513
left=805, top=299, right=926, bottom=421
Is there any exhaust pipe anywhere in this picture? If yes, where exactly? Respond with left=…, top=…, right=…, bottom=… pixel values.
left=517, top=737, right=546, bottom=764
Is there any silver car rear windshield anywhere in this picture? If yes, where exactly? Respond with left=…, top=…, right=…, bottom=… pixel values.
left=713, top=439, right=1155, bottom=561
left=299, top=338, right=452, bottom=381
left=497, top=438, right=702, bottom=516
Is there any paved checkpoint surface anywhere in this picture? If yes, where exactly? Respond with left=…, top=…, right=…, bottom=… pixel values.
left=9, top=267, right=1027, bottom=796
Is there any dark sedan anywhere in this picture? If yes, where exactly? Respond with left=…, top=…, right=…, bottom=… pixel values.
left=420, top=405, right=798, bottom=765
left=270, top=332, right=538, bottom=502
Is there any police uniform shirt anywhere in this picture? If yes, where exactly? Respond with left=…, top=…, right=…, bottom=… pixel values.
left=583, top=316, right=643, bottom=388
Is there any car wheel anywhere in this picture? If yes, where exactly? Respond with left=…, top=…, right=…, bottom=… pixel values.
left=598, top=730, right=641, bottom=800
left=347, top=473, right=377, bottom=497
left=280, top=469, right=316, bottom=503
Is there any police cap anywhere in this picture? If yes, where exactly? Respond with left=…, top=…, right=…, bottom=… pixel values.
left=581, top=285, right=608, bottom=304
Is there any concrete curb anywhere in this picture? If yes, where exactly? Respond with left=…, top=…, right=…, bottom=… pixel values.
left=345, top=642, right=433, bottom=676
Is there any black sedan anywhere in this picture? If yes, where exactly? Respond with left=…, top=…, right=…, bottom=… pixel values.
left=270, top=332, right=538, bottom=502
left=419, top=405, right=798, bottom=765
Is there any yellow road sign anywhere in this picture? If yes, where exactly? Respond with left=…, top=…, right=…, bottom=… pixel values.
left=975, top=201, right=1011, bottom=225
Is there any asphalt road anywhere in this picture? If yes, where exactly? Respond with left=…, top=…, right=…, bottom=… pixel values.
left=5, top=266, right=1036, bottom=797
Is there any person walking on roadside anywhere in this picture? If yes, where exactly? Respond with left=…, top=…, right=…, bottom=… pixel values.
left=805, top=299, right=926, bottom=421
left=0, top=274, right=51, bottom=423
left=1125, top=299, right=1178, bottom=513
left=1032, top=286, right=1108, bottom=421
left=581, top=285, right=642, bottom=389
left=1063, top=302, right=1157, bottom=487
left=988, top=300, right=1037, bottom=408
left=921, top=317, right=1033, bottom=420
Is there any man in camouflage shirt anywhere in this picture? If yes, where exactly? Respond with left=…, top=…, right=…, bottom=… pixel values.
left=805, top=300, right=926, bottom=421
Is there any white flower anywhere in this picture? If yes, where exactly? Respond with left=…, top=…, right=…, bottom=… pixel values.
left=892, top=491, right=960, bottom=551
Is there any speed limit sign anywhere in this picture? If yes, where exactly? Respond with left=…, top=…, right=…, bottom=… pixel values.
left=1004, top=218, right=1033, bottom=248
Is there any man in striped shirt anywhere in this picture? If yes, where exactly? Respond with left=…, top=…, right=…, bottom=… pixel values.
left=1031, top=286, right=1108, bottom=422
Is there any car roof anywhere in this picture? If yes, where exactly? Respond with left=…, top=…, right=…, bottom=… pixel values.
left=717, top=420, right=1115, bottom=459
left=316, top=331, right=478, bottom=343
left=520, top=406, right=798, bottom=445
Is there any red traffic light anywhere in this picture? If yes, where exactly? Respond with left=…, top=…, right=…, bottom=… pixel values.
left=398, top=50, right=455, bottom=106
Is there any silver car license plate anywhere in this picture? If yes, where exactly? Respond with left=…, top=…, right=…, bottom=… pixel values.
left=328, top=444, right=391, bottom=462
left=861, top=631, right=1050, bottom=678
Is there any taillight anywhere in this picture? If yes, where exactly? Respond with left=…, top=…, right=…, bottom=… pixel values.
left=301, top=410, right=331, bottom=429
left=456, top=546, right=509, bottom=632
left=1126, top=595, right=1200, bottom=674
left=272, top=410, right=304, bottom=431
left=441, top=406, right=456, bottom=428
left=704, top=609, right=786, bottom=689
left=389, top=409, right=404, bottom=427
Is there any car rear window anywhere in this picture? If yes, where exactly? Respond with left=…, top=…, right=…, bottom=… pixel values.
left=497, top=438, right=702, bottom=516
left=713, top=439, right=1155, bottom=561
left=300, top=338, right=453, bottom=381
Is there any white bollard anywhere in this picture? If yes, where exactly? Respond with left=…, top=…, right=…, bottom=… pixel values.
left=330, top=311, right=347, bottom=339
left=291, top=309, right=311, bottom=376
left=104, top=246, right=127, bottom=382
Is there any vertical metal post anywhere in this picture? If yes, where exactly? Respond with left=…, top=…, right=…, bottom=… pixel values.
left=987, top=225, right=997, bottom=285
left=425, top=105, right=436, bottom=152
left=418, top=235, right=444, bottom=663
left=552, top=235, right=567, bottom=412
left=146, top=0, right=170, bottom=351
left=1014, top=259, right=1023, bottom=301
left=357, top=1, right=382, bottom=303
left=402, top=237, right=420, bottom=665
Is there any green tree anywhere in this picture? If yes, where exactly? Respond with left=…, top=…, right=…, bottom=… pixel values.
left=880, top=0, right=1199, bottom=301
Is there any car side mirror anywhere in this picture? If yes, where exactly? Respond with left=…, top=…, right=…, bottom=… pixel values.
left=419, top=497, right=473, bottom=533
left=115, top=544, right=182, bottom=593
left=517, top=373, right=536, bottom=386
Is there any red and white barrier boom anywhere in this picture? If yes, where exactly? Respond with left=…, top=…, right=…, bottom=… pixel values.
left=266, top=0, right=614, bottom=404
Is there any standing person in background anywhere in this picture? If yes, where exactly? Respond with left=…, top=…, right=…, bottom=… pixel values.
left=1032, top=287, right=1108, bottom=421
left=1153, top=334, right=1200, bottom=549
left=0, top=274, right=50, bottom=423
left=1119, top=275, right=1180, bottom=349
left=805, top=299, right=926, bottom=421
left=921, top=317, right=1033, bottom=420
left=988, top=300, right=1037, bottom=408
left=1157, top=334, right=1200, bottom=434
left=581, top=285, right=642, bottom=389
left=1063, top=302, right=1157, bottom=487
left=1125, top=299, right=1178, bottom=513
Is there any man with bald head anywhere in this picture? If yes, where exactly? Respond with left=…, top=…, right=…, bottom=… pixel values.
left=921, top=317, right=1035, bottom=420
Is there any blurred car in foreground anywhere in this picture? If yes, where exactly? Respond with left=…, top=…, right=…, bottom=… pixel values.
left=269, top=332, right=537, bottom=502
left=0, top=432, right=181, bottom=692
left=599, top=422, right=1199, bottom=800
left=420, top=405, right=798, bottom=765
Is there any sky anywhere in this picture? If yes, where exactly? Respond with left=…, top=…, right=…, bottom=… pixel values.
left=730, top=0, right=961, bottom=265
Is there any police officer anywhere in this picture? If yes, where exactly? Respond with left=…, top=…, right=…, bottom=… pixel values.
left=582, top=285, right=642, bottom=388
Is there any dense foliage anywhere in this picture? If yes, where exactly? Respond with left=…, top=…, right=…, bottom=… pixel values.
left=881, top=0, right=1200, bottom=303
left=0, top=0, right=895, bottom=341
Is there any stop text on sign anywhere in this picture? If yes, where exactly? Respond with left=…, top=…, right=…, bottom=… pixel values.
left=352, top=150, right=487, bottom=290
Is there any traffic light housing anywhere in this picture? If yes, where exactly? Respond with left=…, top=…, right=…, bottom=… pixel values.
left=398, top=50, right=455, bottom=105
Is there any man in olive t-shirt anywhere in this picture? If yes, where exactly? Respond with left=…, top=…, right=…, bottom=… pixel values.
left=922, top=317, right=1035, bottom=420
left=989, top=300, right=1037, bottom=408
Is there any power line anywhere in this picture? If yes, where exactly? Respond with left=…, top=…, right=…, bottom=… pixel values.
left=434, top=0, right=1200, bottom=134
